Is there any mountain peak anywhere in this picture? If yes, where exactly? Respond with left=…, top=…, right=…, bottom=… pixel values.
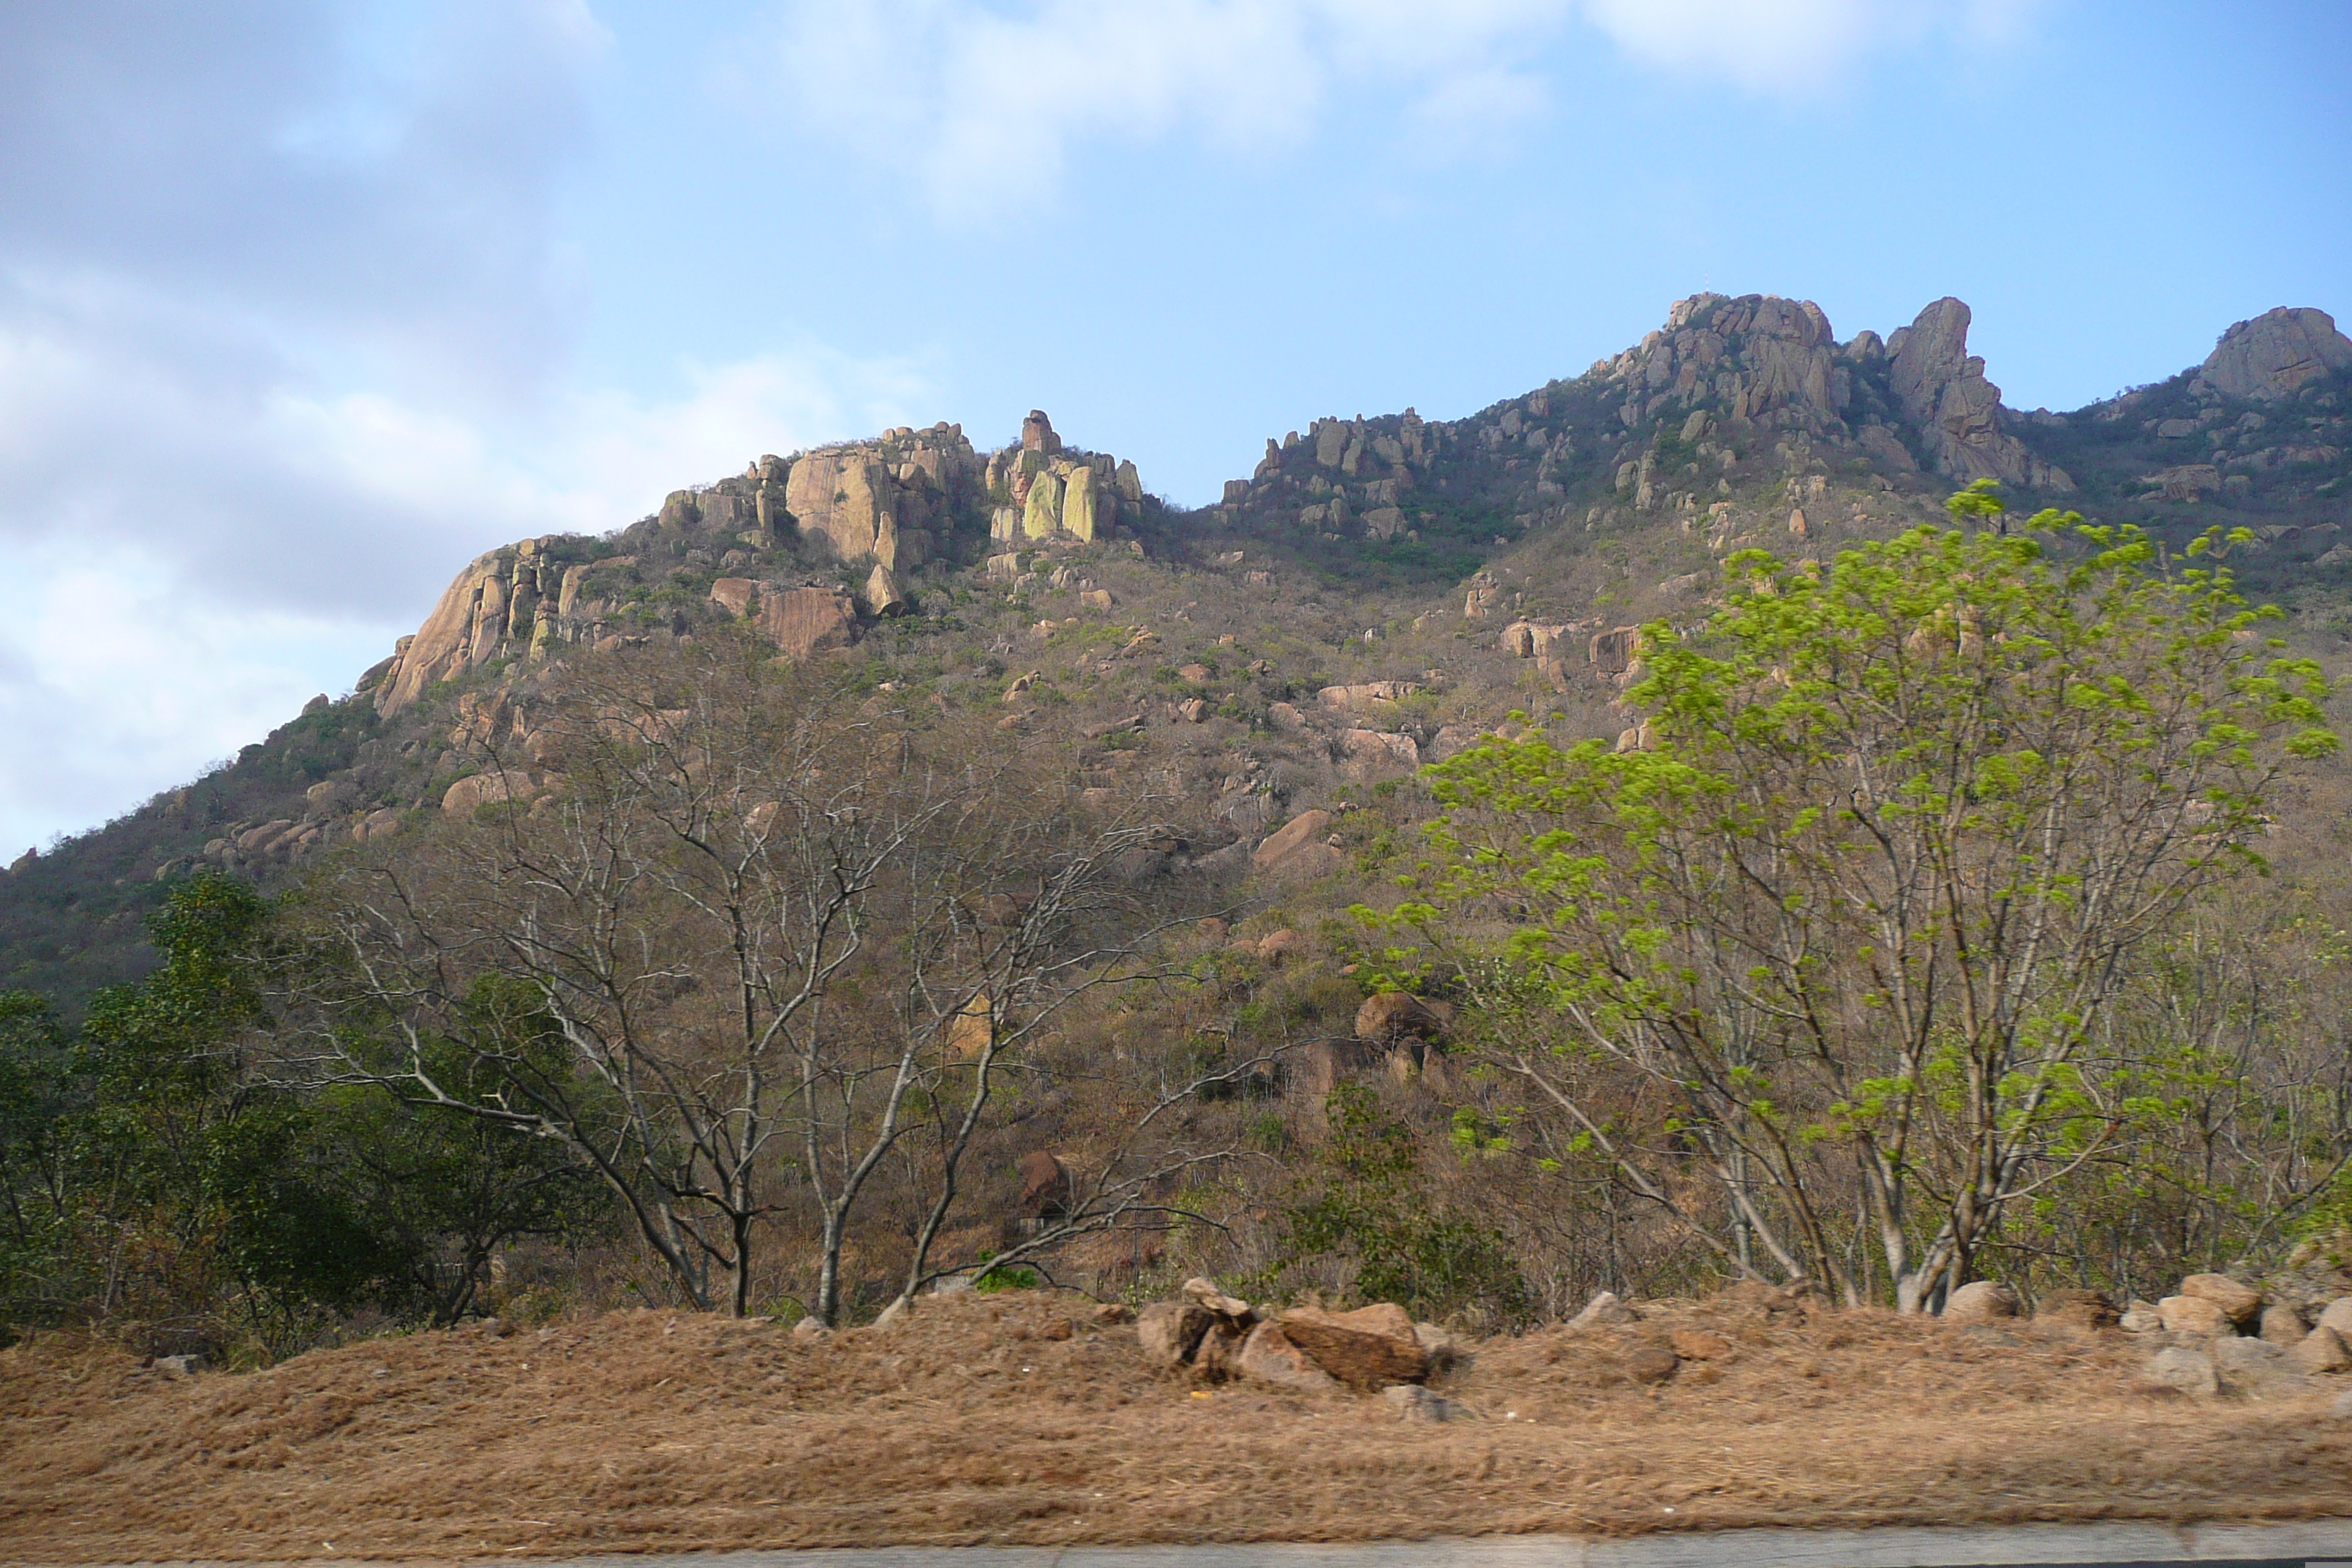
left=2199, top=306, right=2352, bottom=400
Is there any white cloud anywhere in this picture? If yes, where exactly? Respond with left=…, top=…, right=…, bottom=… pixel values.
left=0, top=274, right=929, bottom=857
left=0, top=308, right=931, bottom=852
left=755, top=0, right=1578, bottom=214
left=1578, top=0, right=2037, bottom=91
left=754, top=0, right=2042, bottom=208
left=0, top=543, right=393, bottom=857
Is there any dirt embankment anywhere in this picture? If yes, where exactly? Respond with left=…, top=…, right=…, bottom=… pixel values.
left=7, top=1290, right=2351, bottom=1564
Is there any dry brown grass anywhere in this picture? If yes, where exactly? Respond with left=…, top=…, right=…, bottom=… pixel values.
left=7, top=1290, right=2349, bottom=1564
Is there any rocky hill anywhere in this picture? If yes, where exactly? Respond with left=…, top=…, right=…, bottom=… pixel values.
left=4, top=295, right=2347, bottom=1010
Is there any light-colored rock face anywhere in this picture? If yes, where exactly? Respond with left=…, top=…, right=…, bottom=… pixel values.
left=1589, top=625, right=1641, bottom=674
left=1251, top=809, right=1333, bottom=871
left=442, top=769, right=538, bottom=818
left=2202, top=306, right=2352, bottom=399
left=754, top=587, right=857, bottom=660
left=1314, top=420, right=1348, bottom=468
left=1062, top=465, right=1099, bottom=541
left=787, top=451, right=885, bottom=560
left=708, top=577, right=756, bottom=617
left=1022, top=472, right=1063, bottom=538
left=1599, top=293, right=1843, bottom=426
left=1338, top=729, right=1418, bottom=770
left=1887, top=297, right=2069, bottom=491
left=375, top=551, right=511, bottom=715
left=863, top=563, right=908, bottom=617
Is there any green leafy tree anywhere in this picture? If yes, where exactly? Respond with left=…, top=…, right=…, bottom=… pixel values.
left=0, top=992, right=86, bottom=1327
left=33, top=873, right=598, bottom=1349
left=1392, top=489, right=2336, bottom=1310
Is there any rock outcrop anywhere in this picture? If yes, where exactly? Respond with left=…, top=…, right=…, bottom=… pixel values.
left=371, top=412, right=1154, bottom=717
left=2200, top=307, right=2352, bottom=400
left=1886, top=298, right=2073, bottom=491
left=1276, top=1303, right=1431, bottom=1388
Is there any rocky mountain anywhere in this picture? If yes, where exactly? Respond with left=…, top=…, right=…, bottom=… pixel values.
left=4, top=295, right=2348, bottom=1009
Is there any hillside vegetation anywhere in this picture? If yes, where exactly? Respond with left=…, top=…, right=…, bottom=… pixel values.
left=4, top=295, right=2352, bottom=1368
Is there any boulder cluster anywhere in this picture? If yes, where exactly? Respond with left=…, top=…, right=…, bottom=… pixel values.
left=2118, top=1270, right=2352, bottom=1399
left=1945, top=1265, right=2352, bottom=1402
left=1137, top=1278, right=1465, bottom=1420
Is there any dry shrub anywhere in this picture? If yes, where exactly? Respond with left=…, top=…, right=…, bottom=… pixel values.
left=7, top=1292, right=2351, bottom=1563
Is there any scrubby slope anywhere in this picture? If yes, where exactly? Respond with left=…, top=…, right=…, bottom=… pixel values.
left=4, top=294, right=2346, bottom=1017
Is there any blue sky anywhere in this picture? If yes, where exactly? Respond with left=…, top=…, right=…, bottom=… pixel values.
left=1, top=0, right=2347, bottom=852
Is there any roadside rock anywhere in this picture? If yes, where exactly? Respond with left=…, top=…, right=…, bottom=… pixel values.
left=2318, top=1297, right=2352, bottom=1338
left=2290, top=1325, right=2352, bottom=1375
left=2157, top=1295, right=2233, bottom=1337
left=1382, top=1384, right=1456, bottom=1422
left=2179, top=1273, right=2263, bottom=1327
left=1137, top=1300, right=1213, bottom=1371
left=1193, top=1316, right=1252, bottom=1382
left=2144, top=1346, right=2220, bottom=1398
left=1623, top=1344, right=1681, bottom=1384
left=2259, top=1303, right=2310, bottom=1346
left=1717, top=1281, right=1806, bottom=1316
left=1568, top=1291, right=1640, bottom=1330
left=2119, top=1300, right=2164, bottom=1334
left=1180, top=1277, right=1251, bottom=1318
left=1278, top=1303, right=1430, bottom=1388
left=1942, top=1281, right=2020, bottom=1325
left=1235, top=1321, right=1341, bottom=1394
left=2211, top=1335, right=2285, bottom=1379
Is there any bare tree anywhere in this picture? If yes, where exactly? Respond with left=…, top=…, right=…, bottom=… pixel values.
left=282, top=643, right=1175, bottom=1319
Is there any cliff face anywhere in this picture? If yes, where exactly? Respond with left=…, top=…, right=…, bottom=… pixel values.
left=371, top=413, right=1154, bottom=717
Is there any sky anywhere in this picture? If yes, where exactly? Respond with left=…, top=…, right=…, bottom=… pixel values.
left=1, top=0, right=2347, bottom=853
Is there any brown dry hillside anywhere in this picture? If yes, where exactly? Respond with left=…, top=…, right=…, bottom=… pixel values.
left=7, top=1291, right=2352, bottom=1564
